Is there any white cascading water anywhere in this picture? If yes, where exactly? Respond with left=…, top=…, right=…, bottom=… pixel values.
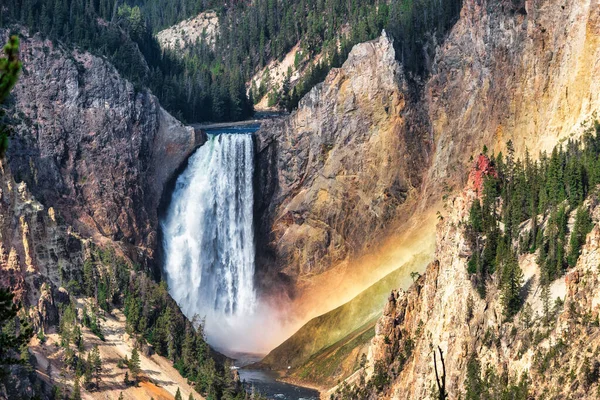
left=161, top=133, right=257, bottom=351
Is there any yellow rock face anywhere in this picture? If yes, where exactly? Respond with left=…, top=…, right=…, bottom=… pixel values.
left=424, top=0, right=600, bottom=203
left=19, top=215, right=34, bottom=273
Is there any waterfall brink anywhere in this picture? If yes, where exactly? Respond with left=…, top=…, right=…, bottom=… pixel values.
left=162, top=133, right=257, bottom=347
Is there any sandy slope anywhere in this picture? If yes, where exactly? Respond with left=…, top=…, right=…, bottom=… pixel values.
left=30, top=306, right=204, bottom=400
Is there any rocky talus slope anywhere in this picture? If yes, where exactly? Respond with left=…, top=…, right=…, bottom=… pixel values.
left=331, top=157, right=600, bottom=399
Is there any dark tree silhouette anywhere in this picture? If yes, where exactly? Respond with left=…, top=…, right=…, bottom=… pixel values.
left=433, top=346, right=448, bottom=400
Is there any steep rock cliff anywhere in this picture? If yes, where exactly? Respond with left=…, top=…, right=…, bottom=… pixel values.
left=2, top=29, right=200, bottom=262
left=424, top=0, right=600, bottom=200
left=337, top=157, right=600, bottom=399
left=0, top=160, right=81, bottom=311
left=156, top=11, right=219, bottom=53
left=255, top=32, right=430, bottom=285
left=255, top=0, right=600, bottom=291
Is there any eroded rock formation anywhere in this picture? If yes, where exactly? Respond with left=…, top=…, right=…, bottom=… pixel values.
left=2, top=29, right=200, bottom=262
left=354, top=156, right=600, bottom=399
left=255, top=0, right=600, bottom=294
left=255, top=31, right=429, bottom=284
left=424, top=0, right=600, bottom=200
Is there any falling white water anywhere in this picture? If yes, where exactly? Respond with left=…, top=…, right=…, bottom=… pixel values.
left=161, top=133, right=258, bottom=351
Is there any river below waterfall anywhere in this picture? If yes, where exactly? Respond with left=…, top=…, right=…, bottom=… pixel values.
left=238, top=369, right=320, bottom=400
left=234, top=354, right=319, bottom=400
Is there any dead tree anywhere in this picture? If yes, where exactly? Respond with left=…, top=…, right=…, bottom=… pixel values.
left=433, top=346, right=448, bottom=400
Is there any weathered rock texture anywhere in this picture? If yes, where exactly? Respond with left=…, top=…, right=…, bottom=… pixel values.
left=156, top=10, right=219, bottom=53
left=2, top=29, right=200, bottom=261
left=0, top=161, right=82, bottom=313
left=0, top=28, right=205, bottom=400
left=255, top=0, right=600, bottom=291
left=424, top=0, right=600, bottom=200
left=255, top=31, right=429, bottom=284
left=0, top=25, right=202, bottom=358
left=349, top=158, right=600, bottom=399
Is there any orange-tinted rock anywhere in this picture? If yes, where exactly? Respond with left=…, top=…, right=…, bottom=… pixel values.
left=467, top=154, right=498, bottom=197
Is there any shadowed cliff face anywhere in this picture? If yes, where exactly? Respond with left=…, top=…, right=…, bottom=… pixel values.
left=2, top=29, right=199, bottom=263
left=0, top=30, right=206, bottom=397
left=255, top=32, right=431, bottom=289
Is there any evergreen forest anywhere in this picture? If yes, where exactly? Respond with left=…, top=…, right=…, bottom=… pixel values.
left=467, top=123, right=600, bottom=319
left=0, top=0, right=462, bottom=122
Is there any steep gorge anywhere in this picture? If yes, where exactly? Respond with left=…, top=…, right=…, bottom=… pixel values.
left=251, top=0, right=600, bottom=390
left=2, top=0, right=600, bottom=396
left=255, top=0, right=600, bottom=290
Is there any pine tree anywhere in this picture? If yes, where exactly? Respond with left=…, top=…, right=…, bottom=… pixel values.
left=464, top=354, right=484, bottom=400
left=97, top=279, right=109, bottom=313
left=82, top=259, right=96, bottom=298
left=175, top=388, right=183, bottom=400
left=0, top=36, right=22, bottom=157
left=567, top=206, right=593, bottom=266
left=52, top=385, right=63, bottom=400
left=72, top=376, right=82, bottom=400
left=129, top=347, right=141, bottom=380
left=84, top=352, right=93, bottom=388
left=221, top=360, right=238, bottom=399
left=74, top=325, right=84, bottom=352
left=0, top=287, right=33, bottom=380
left=90, top=344, right=102, bottom=389
left=540, top=283, right=550, bottom=325
left=0, top=36, right=21, bottom=103
left=469, top=200, right=484, bottom=233
left=501, top=253, right=524, bottom=319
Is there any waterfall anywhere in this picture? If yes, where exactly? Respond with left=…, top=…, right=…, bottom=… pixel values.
left=161, top=133, right=257, bottom=339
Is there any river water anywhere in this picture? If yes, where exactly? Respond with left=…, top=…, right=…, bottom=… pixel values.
left=238, top=369, right=320, bottom=400
left=234, top=354, right=319, bottom=400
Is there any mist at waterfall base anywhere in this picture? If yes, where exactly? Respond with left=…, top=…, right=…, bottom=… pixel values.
left=161, top=130, right=286, bottom=356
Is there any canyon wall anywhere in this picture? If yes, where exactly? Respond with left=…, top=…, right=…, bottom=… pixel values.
left=0, top=26, right=202, bottom=379
left=2, top=29, right=201, bottom=263
left=255, top=32, right=430, bottom=286
left=349, top=154, right=600, bottom=399
left=0, top=28, right=206, bottom=399
left=255, top=0, right=600, bottom=292
left=424, top=0, right=600, bottom=200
